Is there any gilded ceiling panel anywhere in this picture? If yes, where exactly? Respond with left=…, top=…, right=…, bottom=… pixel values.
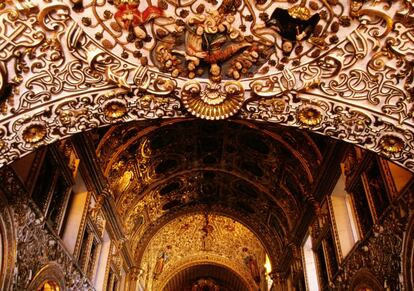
left=139, top=213, right=266, bottom=290
left=94, top=120, right=325, bottom=248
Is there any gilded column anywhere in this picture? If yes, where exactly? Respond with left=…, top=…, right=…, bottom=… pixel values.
left=127, top=267, right=142, bottom=291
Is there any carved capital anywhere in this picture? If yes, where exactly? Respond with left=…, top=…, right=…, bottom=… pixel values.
left=129, top=267, right=143, bottom=282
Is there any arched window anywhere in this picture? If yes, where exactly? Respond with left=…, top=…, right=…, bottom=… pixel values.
left=302, top=234, right=319, bottom=291
left=27, top=263, right=66, bottom=291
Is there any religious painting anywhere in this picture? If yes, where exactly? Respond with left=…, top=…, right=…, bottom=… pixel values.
left=244, top=255, right=261, bottom=283
left=46, top=174, right=71, bottom=233
left=362, top=158, right=391, bottom=221
left=350, top=177, right=374, bottom=237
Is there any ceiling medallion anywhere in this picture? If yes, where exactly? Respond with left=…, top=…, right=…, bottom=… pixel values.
left=104, top=100, right=127, bottom=119
left=379, top=135, right=404, bottom=154
left=182, top=81, right=244, bottom=120
left=22, top=124, right=47, bottom=143
left=297, top=106, right=323, bottom=126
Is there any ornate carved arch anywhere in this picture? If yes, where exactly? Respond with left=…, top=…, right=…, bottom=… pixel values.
left=0, top=0, right=413, bottom=172
left=26, top=263, right=66, bottom=291
left=349, top=269, right=384, bottom=291
left=0, top=191, right=16, bottom=291
left=158, top=256, right=257, bottom=291
left=403, top=213, right=414, bottom=291
left=134, top=207, right=281, bottom=269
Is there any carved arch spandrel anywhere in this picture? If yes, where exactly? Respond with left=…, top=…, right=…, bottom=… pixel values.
left=0, top=0, right=413, bottom=172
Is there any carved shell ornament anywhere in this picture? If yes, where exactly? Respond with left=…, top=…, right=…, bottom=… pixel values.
left=182, top=81, right=244, bottom=119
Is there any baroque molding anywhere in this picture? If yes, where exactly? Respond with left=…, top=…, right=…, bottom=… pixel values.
left=330, top=188, right=414, bottom=290
left=0, top=166, right=95, bottom=290
left=0, top=0, right=412, bottom=171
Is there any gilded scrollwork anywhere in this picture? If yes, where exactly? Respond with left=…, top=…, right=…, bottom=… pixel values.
left=0, top=0, right=414, bottom=172
left=0, top=167, right=94, bottom=291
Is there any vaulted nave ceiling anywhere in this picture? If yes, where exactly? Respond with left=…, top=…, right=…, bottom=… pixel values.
left=95, top=120, right=327, bottom=245
left=86, top=118, right=342, bottom=287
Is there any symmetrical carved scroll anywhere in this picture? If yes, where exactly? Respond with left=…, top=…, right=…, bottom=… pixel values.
left=0, top=0, right=413, bottom=171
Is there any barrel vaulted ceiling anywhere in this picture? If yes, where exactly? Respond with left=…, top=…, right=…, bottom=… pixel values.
left=0, top=0, right=413, bottom=171
left=90, top=118, right=337, bottom=279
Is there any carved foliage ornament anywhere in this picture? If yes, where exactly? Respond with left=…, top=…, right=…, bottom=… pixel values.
left=0, top=0, right=414, bottom=171
left=0, top=167, right=94, bottom=291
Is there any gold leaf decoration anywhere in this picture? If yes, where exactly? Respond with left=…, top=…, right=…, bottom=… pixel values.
left=0, top=139, right=5, bottom=151
left=22, top=124, right=47, bottom=143
left=379, top=135, right=404, bottom=154
left=104, top=100, right=127, bottom=119
left=297, top=106, right=323, bottom=126
left=288, top=5, right=311, bottom=20
left=182, top=81, right=244, bottom=120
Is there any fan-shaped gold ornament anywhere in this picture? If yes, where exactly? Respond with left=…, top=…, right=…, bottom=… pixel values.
left=182, top=81, right=244, bottom=120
